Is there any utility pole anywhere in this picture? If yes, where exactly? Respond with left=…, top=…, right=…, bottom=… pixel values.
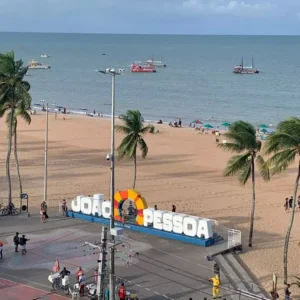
left=44, top=102, right=49, bottom=203
left=85, top=226, right=108, bottom=300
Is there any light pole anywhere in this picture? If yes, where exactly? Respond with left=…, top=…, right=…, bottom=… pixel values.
left=41, top=100, right=49, bottom=203
left=96, top=68, right=123, bottom=300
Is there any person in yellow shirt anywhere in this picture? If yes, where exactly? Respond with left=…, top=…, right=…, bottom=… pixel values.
left=209, top=274, right=221, bottom=299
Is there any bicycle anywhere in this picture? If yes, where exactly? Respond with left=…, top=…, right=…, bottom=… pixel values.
left=0, top=204, right=21, bottom=216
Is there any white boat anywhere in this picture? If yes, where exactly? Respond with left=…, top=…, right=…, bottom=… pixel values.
left=145, top=55, right=166, bottom=67
left=41, top=54, right=50, bottom=58
left=28, top=59, right=50, bottom=69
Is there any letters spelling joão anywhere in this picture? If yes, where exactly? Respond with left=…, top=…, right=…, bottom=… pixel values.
left=71, top=194, right=213, bottom=239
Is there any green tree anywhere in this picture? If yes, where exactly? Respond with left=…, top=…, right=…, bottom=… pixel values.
left=263, top=117, right=300, bottom=283
left=218, top=120, right=270, bottom=247
left=115, top=110, right=152, bottom=189
left=0, top=51, right=31, bottom=203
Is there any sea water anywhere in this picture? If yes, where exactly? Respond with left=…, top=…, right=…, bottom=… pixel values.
left=1, top=32, right=300, bottom=126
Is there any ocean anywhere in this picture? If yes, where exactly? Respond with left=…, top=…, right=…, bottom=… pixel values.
left=1, top=32, right=300, bottom=127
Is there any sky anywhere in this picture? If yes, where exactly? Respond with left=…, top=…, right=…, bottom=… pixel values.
left=0, top=0, right=299, bottom=35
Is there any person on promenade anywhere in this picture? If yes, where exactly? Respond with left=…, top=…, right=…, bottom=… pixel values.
left=76, top=267, right=83, bottom=281
left=0, top=240, right=3, bottom=259
left=118, top=282, right=126, bottom=300
left=13, top=232, right=19, bottom=252
left=284, top=198, right=289, bottom=212
left=61, top=199, right=67, bottom=216
left=285, top=284, right=291, bottom=300
left=122, top=209, right=126, bottom=226
left=172, top=205, right=176, bottom=212
left=94, top=268, right=98, bottom=284
left=209, top=274, right=221, bottom=299
left=19, top=235, right=30, bottom=255
left=213, top=263, right=221, bottom=284
left=78, top=273, right=86, bottom=296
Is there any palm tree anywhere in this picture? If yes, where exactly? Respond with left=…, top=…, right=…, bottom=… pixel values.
left=0, top=51, right=30, bottom=204
left=263, top=117, right=300, bottom=283
left=9, top=104, right=31, bottom=196
left=218, top=121, right=270, bottom=247
left=115, top=110, right=152, bottom=189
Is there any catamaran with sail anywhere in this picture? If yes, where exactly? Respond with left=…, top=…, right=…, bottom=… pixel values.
left=233, top=57, right=259, bottom=74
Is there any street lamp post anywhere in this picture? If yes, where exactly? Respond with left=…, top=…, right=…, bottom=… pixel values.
left=41, top=100, right=49, bottom=203
left=96, top=68, right=123, bottom=300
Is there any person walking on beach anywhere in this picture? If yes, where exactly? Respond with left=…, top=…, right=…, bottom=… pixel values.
left=179, top=118, right=182, bottom=127
left=55, top=111, right=57, bottom=120
left=19, top=235, right=29, bottom=255
left=13, top=232, right=19, bottom=252
left=289, top=196, right=293, bottom=209
left=284, top=284, right=291, bottom=300
left=298, top=196, right=300, bottom=210
left=172, top=205, right=176, bottom=212
left=154, top=205, right=158, bottom=210
left=284, top=198, right=289, bottom=212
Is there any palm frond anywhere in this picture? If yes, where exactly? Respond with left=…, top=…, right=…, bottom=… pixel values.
left=256, top=155, right=270, bottom=181
left=267, top=149, right=297, bottom=175
left=223, top=153, right=252, bottom=185
left=115, top=124, right=131, bottom=135
left=264, top=133, right=300, bottom=155
left=218, top=142, right=245, bottom=153
left=19, top=110, right=31, bottom=125
left=137, top=138, right=148, bottom=159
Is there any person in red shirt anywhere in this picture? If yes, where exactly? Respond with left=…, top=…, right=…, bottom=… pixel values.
left=118, top=282, right=126, bottom=300
left=76, top=267, right=83, bottom=281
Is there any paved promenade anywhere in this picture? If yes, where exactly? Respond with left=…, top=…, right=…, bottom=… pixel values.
left=0, top=212, right=244, bottom=300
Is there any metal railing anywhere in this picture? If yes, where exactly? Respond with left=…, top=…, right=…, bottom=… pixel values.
left=211, top=220, right=242, bottom=249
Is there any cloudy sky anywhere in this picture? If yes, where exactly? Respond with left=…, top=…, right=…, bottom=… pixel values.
left=0, top=0, right=299, bottom=35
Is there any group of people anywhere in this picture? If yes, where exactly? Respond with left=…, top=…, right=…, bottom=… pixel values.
left=40, top=201, right=49, bottom=222
left=169, top=118, right=182, bottom=127
left=154, top=204, right=177, bottom=212
left=284, top=196, right=300, bottom=212
left=13, top=232, right=30, bottom=255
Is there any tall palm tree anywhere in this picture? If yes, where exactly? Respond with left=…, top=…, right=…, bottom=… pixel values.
left=115, top=110, right=152, bottom=189
left=263, top=117, right=300, bottom=283
left=6, top=103, right=31, bottom=197
left=0, top=51, right=30, bottom=204
left=218, top=121, right=270, bottom=247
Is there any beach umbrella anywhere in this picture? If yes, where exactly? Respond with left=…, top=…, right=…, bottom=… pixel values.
left=259, top=124, right=268, bottom=128
left=221, top=122, right=231, bottom=127
left=260, top=128, right=268, bottom=133
left=191, top=120, right=202, bottom=124
left=203, top=123, right=214, bottom=129
left=52, top=258, right=60, bottom=273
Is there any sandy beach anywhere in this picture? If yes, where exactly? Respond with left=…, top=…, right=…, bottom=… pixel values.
left=1, top=112, right=299, bottom=293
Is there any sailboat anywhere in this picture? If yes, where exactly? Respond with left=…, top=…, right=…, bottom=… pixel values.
left=233, top=57, right=259, bottom=74
left=145, top=54, right=166, bottom=67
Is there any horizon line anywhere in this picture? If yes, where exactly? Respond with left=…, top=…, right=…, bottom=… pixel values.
left=1, top=31, right=300, bottom=37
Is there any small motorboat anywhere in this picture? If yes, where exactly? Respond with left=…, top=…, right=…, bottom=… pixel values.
left=130, top=63, right=156, bottom=73
left=41, top=54, right=50, bottom=58
left=28, top=59, right=50, bottom=69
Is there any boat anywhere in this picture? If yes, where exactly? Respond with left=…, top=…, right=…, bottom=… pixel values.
left=28, top=59, right=50, bottom=69
left=145, top=55, right=166, bottom=67
left=41, top=54, right=50, bottom=58
left=130, top=63, right=156, bottom=73
left=233, top=57, right=259, bottom=74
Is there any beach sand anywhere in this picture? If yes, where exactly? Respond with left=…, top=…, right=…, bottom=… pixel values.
left=0, top=113, right=299, bottom=294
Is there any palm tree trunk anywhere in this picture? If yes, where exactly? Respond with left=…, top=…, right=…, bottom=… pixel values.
left=6, top=107, right=14, bottom=204
left=133, top=154, right=137, bottom=189
left=14, top=122, right=22, bottom=197
left=283, top=159, right=300, bottom=284
left=248, top=156, right=256, bottom=247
